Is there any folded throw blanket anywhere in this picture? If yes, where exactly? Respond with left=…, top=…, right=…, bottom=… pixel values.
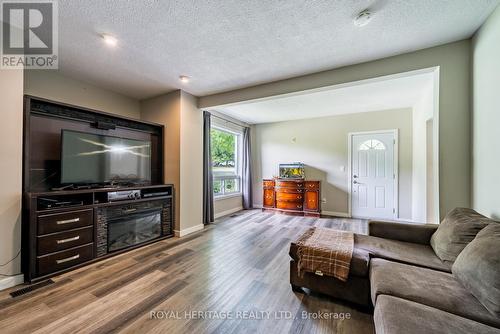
left=296, top=227, right=354, bottom=282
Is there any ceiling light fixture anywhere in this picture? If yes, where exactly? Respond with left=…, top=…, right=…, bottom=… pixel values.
left=353, top=10, right=373, bottom=27
left=101, top=33, right=118, bottom=47
left=179, top=75, right=190, bottom=83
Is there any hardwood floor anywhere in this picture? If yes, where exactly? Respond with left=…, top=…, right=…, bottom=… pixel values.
left=0, top=210, right=374, bottom=334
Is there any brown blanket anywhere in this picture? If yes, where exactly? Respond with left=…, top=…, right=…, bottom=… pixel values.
left=296, top=227, right=354, bottom=282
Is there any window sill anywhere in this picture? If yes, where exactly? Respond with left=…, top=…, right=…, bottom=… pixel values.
left=214, top=193, right=242, bottom=201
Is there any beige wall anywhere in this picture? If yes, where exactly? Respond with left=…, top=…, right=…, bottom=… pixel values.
left=141, top=91, right=181, bottom=229
left=0, top=69, right=23, bottom=277
left=24, top=70, right=140, bottom=119
left=179, top=91, right=204, bottom=230
left=252, top=109, right=413, bottom=219
left=140, top=90, right=204, bottom=234
left=215, top=196, right=243, bottom=218
left=472, top=5, right=500, bottom=220
left=200, top=40, right=472, bottom=219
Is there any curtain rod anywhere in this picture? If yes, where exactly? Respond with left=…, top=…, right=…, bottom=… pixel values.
left=210, top=113, right=249, bottom=128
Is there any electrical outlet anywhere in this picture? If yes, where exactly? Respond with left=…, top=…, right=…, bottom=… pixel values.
left=321, top=198, right=327, bottom=204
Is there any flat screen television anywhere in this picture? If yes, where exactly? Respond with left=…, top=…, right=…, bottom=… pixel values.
left=61, top=130, right=152, bottom=185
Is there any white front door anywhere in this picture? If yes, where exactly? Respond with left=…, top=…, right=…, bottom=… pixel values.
left=350, top=131, right=397, bottom=219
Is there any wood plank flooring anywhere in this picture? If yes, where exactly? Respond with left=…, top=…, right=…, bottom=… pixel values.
left=0, top=210, right=373, bottom=334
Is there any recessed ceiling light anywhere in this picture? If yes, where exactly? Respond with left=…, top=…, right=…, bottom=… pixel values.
left=354, top=10, right=373, bottom=27
left=179, top=75, right=190, bottom=83
left=101, top=33, right=118, bottom=47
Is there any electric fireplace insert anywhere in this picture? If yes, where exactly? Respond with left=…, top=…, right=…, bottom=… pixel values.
left=96, top=199, right=173, bottom=257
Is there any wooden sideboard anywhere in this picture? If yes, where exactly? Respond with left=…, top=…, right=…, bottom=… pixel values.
left=262, top=179, right=320, bottom=217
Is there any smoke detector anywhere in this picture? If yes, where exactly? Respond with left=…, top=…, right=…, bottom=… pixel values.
left=354, top=10, right=373, bottom=27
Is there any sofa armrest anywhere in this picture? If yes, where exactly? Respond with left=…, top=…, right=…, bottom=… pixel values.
left=368, top=221, right=438, bottom=245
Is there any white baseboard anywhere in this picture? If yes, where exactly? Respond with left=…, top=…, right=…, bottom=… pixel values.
left=321, top=210, right=351, bottom=218
left=251, top=207, right=350, bottom=218
left=395, top=218, right=419, bottom=224
left=214, top=206, right=243, bottom=219
left=321, top=210, right=350, bottom=218
left=174, top=224, right=204, bottom=237
left=350, top=215, right=418, bottom=223
left=0, top=274, right=24, bottom=291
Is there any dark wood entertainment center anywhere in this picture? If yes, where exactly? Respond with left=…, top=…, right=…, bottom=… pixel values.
left=22, top=96, right=174, bottom=282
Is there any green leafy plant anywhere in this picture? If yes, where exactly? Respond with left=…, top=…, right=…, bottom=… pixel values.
left=211, top=128, right=235, bottom=167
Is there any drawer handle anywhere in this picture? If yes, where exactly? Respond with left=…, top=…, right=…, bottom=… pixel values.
left=56, top=254, right=80, bottom=264
left=56, top=236, right=80, bottom=244
left=56, top=218, right=80, bottom=225
left=297, top=205, right=302, bottom=208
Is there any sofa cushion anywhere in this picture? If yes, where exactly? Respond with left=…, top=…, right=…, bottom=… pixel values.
left=289, top=242, right=369, bottom=277
left=430, top=207, right=491, bottom=262
left=374, top=295, right=500, bottom=334
left=370, top=258, right=500, bottom=328
left=368, top=220, right=438, bottom=245
left=355, top=234, right=451, bottom=272
left=453, top=224, right=500, bottom=316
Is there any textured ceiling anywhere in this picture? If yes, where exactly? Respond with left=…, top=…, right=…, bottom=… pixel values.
left=55, top=0, right=499, bottom=99
left=216, top=72, right=434, bottom=124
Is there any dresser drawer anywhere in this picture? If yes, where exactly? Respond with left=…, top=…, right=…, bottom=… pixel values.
left=37, top=243, right=93, bottom=276
left=276, top=192, right=303, bottom=202
left=305, top=181, right=320, bottom=190
left=263, top=180, right=275, bottom=188
left=37, top=226, right=94, bottom=255
left=275, top=187, right=304, bottom=194
left=275, top=180, right=304, bottom=188
left=38, top=209, right=93, bottom=235
left=276, top=200, right=303, bottom=211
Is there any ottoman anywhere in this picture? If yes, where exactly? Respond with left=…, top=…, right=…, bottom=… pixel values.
left=289, top=240, right=371, bottom=307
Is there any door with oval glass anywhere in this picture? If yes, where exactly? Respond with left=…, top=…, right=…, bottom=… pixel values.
left=350, top=130, right=397, bottom=219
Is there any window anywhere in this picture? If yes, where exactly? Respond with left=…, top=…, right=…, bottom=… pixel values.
left=211, top=126, right=241, bottom=197
left=359, top=139, right=386, bottom=151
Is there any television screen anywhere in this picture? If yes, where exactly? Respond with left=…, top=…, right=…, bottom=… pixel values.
left=61, top=130, right=151, bottom=185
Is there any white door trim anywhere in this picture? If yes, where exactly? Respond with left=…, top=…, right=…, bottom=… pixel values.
left=347, top=129, right=399, bottom=220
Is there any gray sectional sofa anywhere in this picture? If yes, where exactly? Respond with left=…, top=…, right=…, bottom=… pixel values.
left=290, top=208, right=500, bottom=333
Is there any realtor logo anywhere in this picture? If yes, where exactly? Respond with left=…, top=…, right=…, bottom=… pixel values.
left=1, top=0, right=58, bottom=69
